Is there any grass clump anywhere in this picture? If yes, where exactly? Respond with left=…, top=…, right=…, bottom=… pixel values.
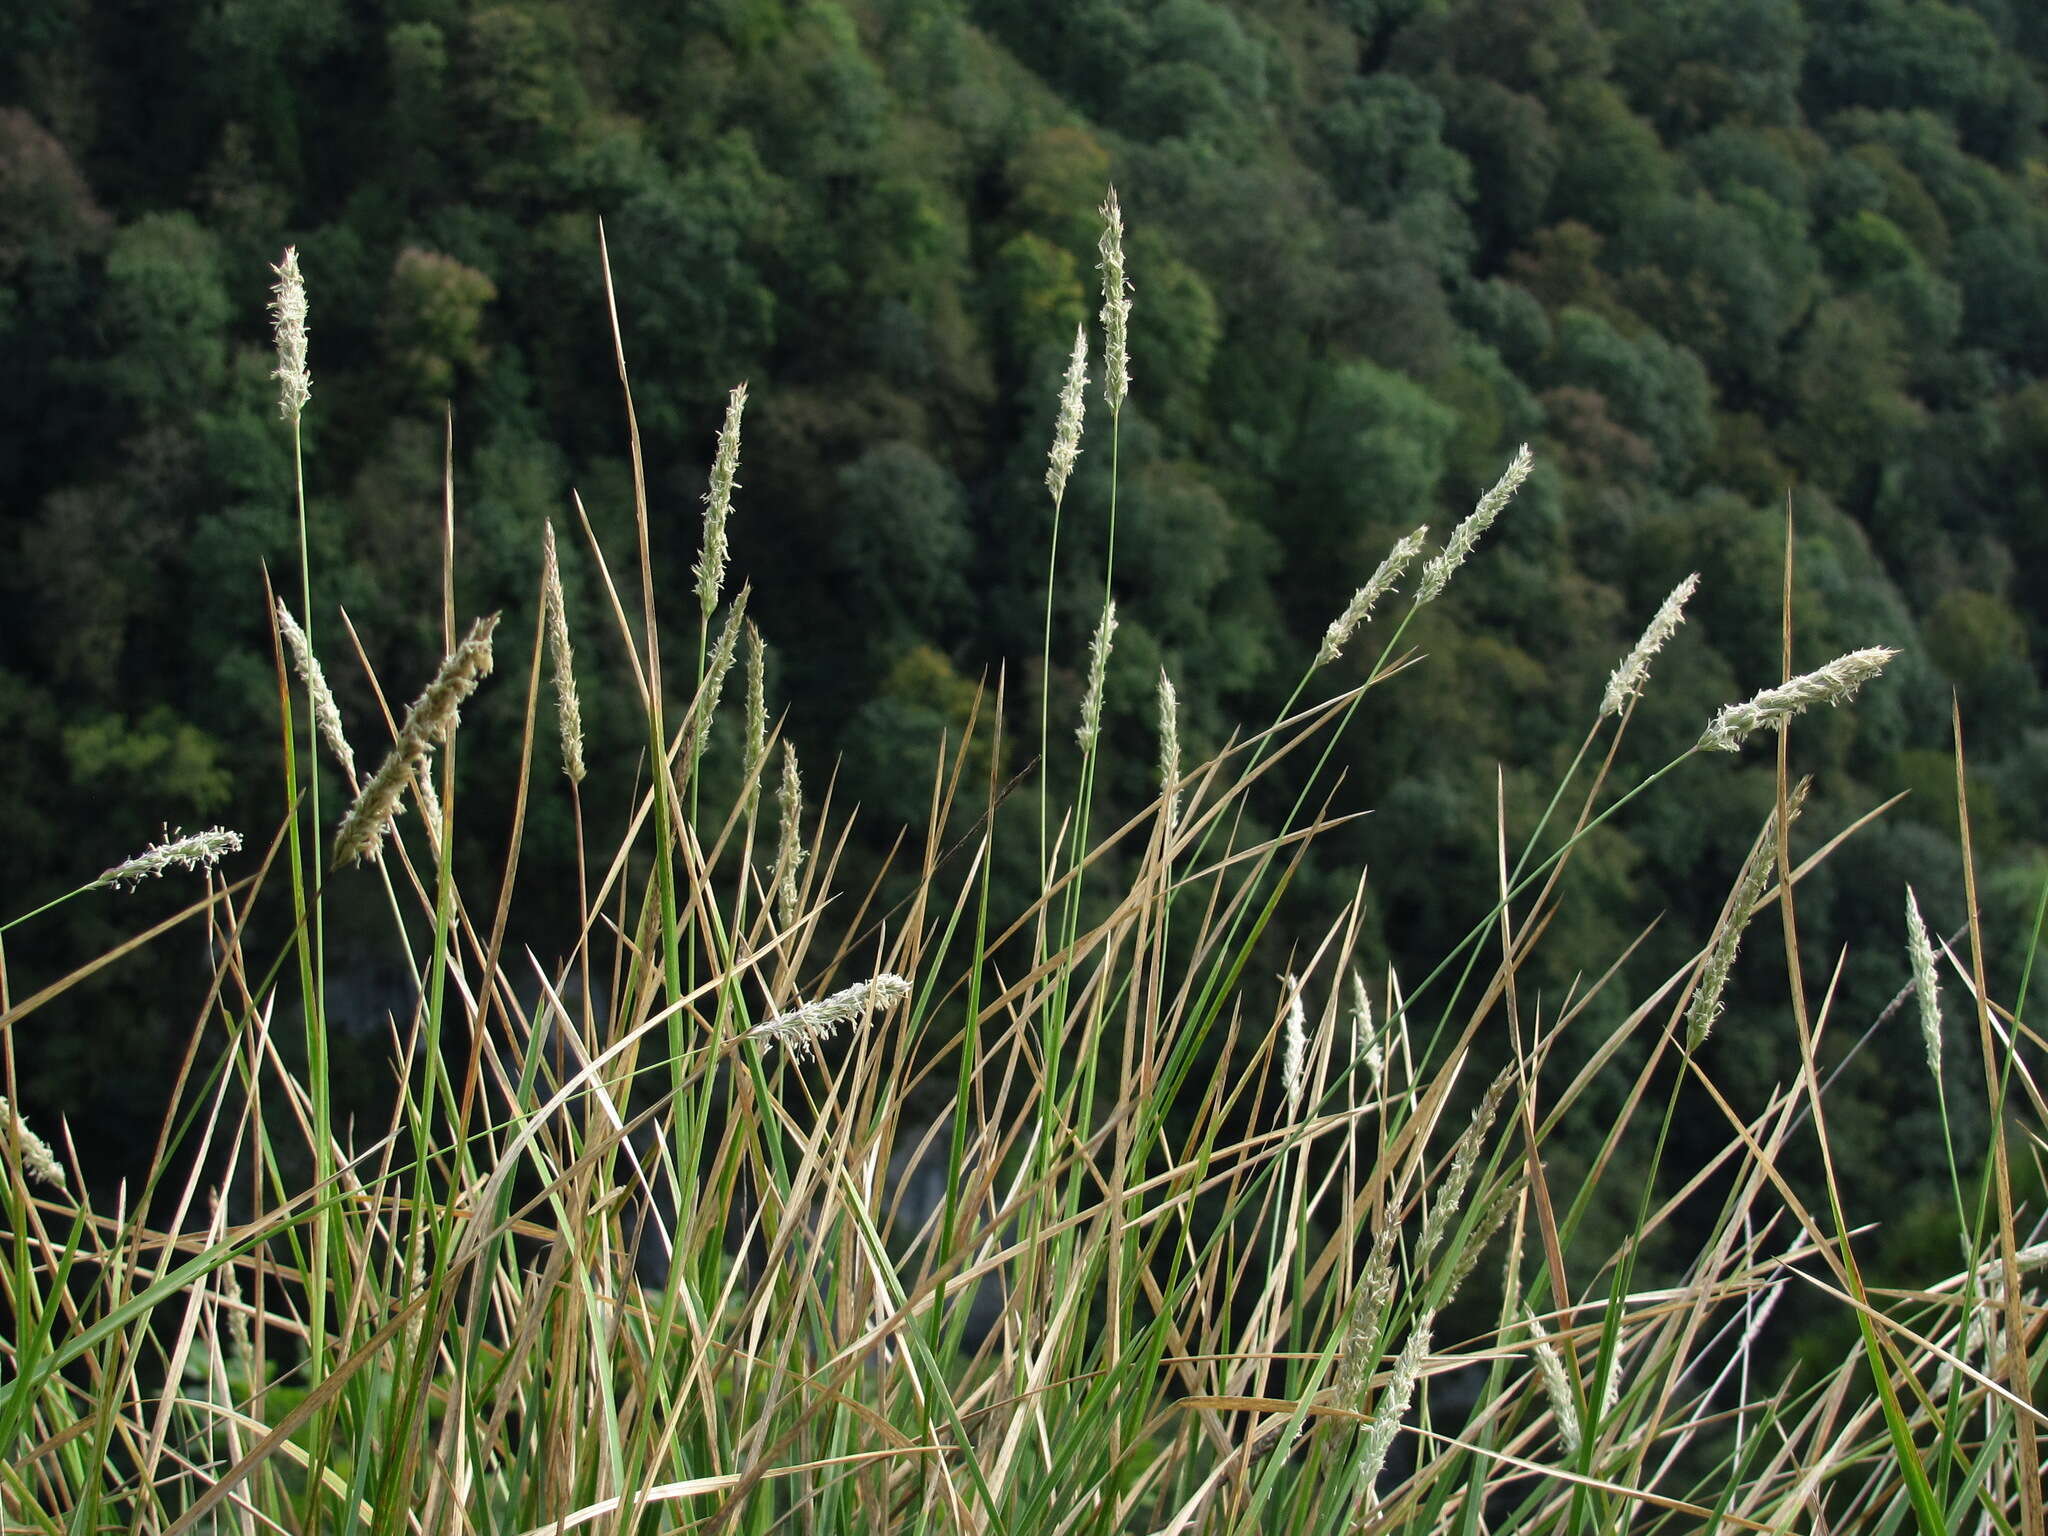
left=1, top=192, right=2043, bottom=1536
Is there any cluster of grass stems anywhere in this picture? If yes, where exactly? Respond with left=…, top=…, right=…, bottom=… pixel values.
left=2, top=198, right=2045, bottom=1536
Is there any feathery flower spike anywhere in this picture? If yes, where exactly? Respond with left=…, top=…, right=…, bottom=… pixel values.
left=1417, top=1067, right=1511, bottom=1266
left=690, top=585, right=749, bottom=767
left=277, top=600, right=356, bottom=783
left=1526, top=1311, right=1582, bottom=1454
left=1699, top=647, right=1898, bottom=751
left=270, top=247, right=310, bottom=423
left=94, top=827, right=243, bottom=890
left=0, top=1095, right=64, bottom=1187
left=1157, top=668, right=1181, bottom=833
left=694, top=382, right=748, bottom=616
left=1360, top=1314, right=1432, bottom=1503
left=333, top=615, right=499, bottom=866
left=1077, top=599, right=1118, bottom=750
left=1686, top=780, right=1807, bottom=1049
left=1280, top=974, right=1308, bottom=1115
left=1350, top=969, right=1383, bottom=1092
left=1098, top=187, right=1131, bottom=411
left=743, top=620, right=766, bottom=814
left=774, top=742, right=806, bottom=929
left=1318, top=525, right=1429, bottom=668
left=1336, top=1226, right=1399, bottom=1410
left=541, top=521, right=585, bottom=784
left=750, top=974, right=912, bottom=1060
left=1601, top=572, right=1700, bottom=719
left=1906, top=886, right=1942, bottom=1081
left=1415, top=444, right=1533, bottom=605
left=1047, top=323, right=1088, bottom=505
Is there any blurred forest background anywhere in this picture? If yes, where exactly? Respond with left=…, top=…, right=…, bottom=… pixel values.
left=3, top=0, right=2047, bottom=1339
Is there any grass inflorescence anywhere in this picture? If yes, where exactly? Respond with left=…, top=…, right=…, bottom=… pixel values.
left=0, top=195, right=2041, bottom=1536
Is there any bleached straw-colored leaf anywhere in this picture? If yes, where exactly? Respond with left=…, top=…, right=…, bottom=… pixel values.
left=1698, top=647, right=1898, bottom=751
left=1600, top=572, right=1699, bottom=719
left=1415, top=444, right=1532, bottom=605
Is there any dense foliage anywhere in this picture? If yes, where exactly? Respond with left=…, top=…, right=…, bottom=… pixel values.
left=3, top=0, right=2045, bottom=1270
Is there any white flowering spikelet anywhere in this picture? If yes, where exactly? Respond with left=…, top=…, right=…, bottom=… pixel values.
left=276, top=600, right=356, bottom=783
left=694, top=382, right=748, bottom=616
left=94, top=827, right=243, bottom=889
left=1698, top=647, right=1899, bottom=751
left=1359, top=1312, right=1432, bottom=1502
left=1686, top=781, right=1807, bottom=1050
left=1280, top=973, right=1308, bottom=1115
left=1601, top=573, right=1700, bottom=719
left=774, top=742, right=806, bottom=929
left=1350, top=970, right=1383, bottom=1093
left=1318, top=525, right=1429, bottom=668
left=1097, top=187, right=1131, bottom=411
left=1906, top=886, right=1942, bottom=1081
left=332, top=615, right=498, bottom=866
left=270, top=246, right=310, bottom=423
left=541, top=520, right=585, bottom=784
left=1047, top=323, right=1088, bottom=505
left=1077, top=599, right=1117, bottom=750
left=750, top=974, right=912, bottom=1059
left=1157, top=668, right=1181, bottom=833
left=1526, top=1310, right=1581, bottom=1454
left=1415, top=444, right=1533, bottom=605
left=0, top=1095, right=65, bottom=1187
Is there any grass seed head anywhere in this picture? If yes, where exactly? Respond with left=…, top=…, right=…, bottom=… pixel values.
left=1906, top=885, right=1942, bottom=1080
left=1318, top=525, right=1429, bottom=668
left=1077, top=598, right=1118, bottom=751
left=1601, top=572, right=1699, bottom=719
left=694, top=381, right=748, bottom=616
left=750, top=974, right=912, bottom=1059
left=1, top=1095, right=66, bottom=1187
left=94, top=826, right=243, bottom=889
left=1699, top=647, right=1899, bottom=751
left=332, top=614, right=498, bottom=867
left=541, top=521, right=585, bottom=784
left=1048, top=323, right=1088, bottom=505
left=1416, top=444, right=1532, bottom=605
left=269, top=246, right=310, bottom=424
left=1097, top=187, right=1131, bottom=411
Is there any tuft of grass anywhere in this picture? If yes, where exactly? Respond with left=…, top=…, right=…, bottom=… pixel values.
left=1, top=192, right=2042, bottom=1536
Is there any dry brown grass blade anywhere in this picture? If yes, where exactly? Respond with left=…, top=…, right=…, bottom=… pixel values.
left=1954, top=695, right=2046, bottom=1536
